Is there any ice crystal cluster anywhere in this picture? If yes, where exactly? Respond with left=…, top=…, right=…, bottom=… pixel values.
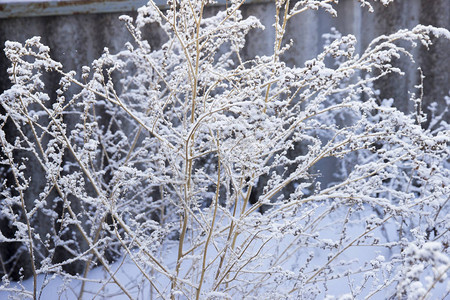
left=0, top=0, right=449, bottom=299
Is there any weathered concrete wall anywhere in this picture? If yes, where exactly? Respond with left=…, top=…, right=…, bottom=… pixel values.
left=240, top=0, right=449, bottom=114
left=1, top=0, right=448, bottom=110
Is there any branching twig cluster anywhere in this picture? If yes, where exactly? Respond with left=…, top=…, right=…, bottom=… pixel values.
left=0, top=0, right=449, bottom=299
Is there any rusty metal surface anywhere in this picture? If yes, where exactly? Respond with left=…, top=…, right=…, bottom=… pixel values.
left=0, top=0, right=273, bottom=19
left=0, top=0, right=272, bottom=19
left=0, top=0, right=165, bottom=18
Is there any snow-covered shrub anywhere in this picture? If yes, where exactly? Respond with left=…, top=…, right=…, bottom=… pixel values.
left=0, top=0, right=449, bottom=298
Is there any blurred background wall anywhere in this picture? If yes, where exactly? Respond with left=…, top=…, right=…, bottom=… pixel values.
left=1, top=0, right=448, bottom=112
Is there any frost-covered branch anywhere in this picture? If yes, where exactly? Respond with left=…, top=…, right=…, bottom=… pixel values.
left=0, top=0, right=449, bottom=299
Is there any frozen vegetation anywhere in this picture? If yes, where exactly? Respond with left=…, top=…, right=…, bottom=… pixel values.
left=0, top=0, right=449, bottom=299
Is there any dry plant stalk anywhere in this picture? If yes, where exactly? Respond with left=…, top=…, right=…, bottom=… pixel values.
left=0, top=0, right=449, bottom=299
